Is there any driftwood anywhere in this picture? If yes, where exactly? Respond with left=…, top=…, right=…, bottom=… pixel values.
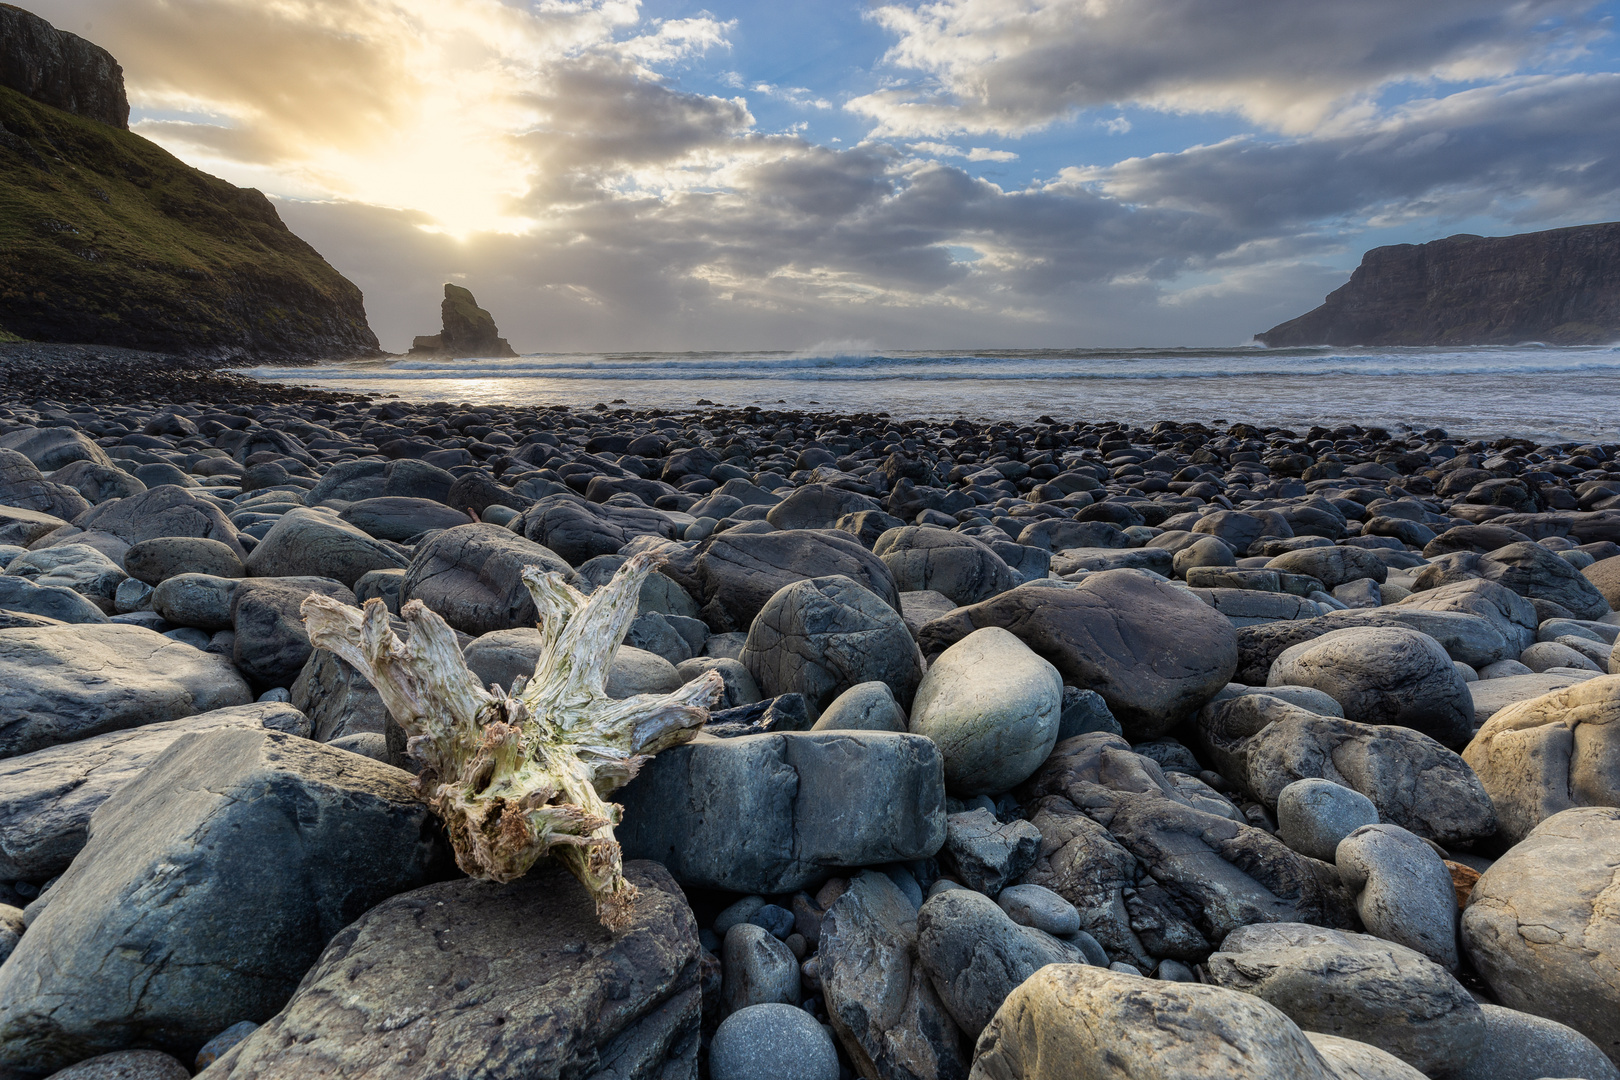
left=300, top=552, right=723, bottom=929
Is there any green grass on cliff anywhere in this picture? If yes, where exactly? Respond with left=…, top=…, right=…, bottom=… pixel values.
left=0, top=84, right=376, bottom=357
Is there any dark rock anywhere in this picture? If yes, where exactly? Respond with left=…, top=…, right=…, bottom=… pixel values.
left=73, top=486, right=245, bottom=558
left=874, top=527, right=1019, bottom=605
left=337, top=496, right=470, bottom=541
left=0, top=574, right=107, bottom=624
left=517, top=496, right=676, bottom=566
left=765, top=484, right=883, bottom=530
left=704, top=694, right=813, bottom=739
left=290, top=648, right=389, bottom=742
left=0, top=448, right=90, bottom=519
left=399, top=523, right=574, bottom=636
left=406, top=283, right=517, bottom=358
left=1259, top=223, right=1620, bottom=346
left=205, top=862, right=699, bottom=1080
left=231, top=576, right=357, bottom=688
left=123, top=536, right=244, bottom=584
left=0, top=5, right=129, bottom=126
left=938, top=807, right=1040, bottom=896
left=244, top=508, right=408, bottom=588
left=0, top=728, right=446, bottom=1074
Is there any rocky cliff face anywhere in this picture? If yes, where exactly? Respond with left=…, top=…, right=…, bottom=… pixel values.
left=409, top=284, right=517, bottom=358
left=1259, top=222, right=1620, bottom=347
left=0, top=8, right=379, bottom=360
left=0, top=4, right=128, bottom=128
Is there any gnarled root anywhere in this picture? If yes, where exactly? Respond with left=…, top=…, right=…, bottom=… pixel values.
left=302, top=551, right=722, bottom=929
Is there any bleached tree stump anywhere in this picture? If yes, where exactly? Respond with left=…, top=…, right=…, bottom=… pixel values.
left=301, top=552, right=723, bottom=929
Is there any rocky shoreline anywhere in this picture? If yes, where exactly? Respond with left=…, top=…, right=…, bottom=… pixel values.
left=0, top=354, right=1619, bottom=1079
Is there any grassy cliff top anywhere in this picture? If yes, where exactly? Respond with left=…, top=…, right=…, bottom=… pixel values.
left=0, top=84, right=378, bottom=359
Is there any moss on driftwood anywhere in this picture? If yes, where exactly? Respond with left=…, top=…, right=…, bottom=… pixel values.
left=301, top=552, right=723, bottom=929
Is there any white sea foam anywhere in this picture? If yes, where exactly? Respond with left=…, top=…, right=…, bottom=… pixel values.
left=240, top=344, right=1620, bottom=441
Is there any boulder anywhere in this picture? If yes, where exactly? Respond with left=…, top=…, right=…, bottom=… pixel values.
left=1454, top=1003, right=1620, bottom=1080
left=205, top=861, right=697, bottom=1080
left=244, top=508, right=408, bottom=587
left=722, top=923, right=800, bottom=1014
left=337, top=496, right=472, bottom=542
left=616, top=731, right=946, bottom=893
left=0, top=505, right=69, bottom=547
left=1198, top=695, right=1498, bottom=846
left=710, top=1004, right=840, bottom=1080
left=0, top=623, right=251, bottom=757
left=518, top=496, right=676, bottom=566
left=290, top=648, right=390, bottom=742
left=1462, top=806, right=1620, bottom=1064
left=461, top=629, right=681, bottom=699
left=810, top=681, right=908, bottom=732
left=1275, top=778, right=1382, bottom=862
left=766, top=484, right=884, bottom=530
left=123, top=537, right=244, bottom=585
left=664, top=528, right=900, bottom=634
left=1463, top=675, right=1620, bottom=843
left=0, top=729, right=446, bottom=1074
left=72, top=486, right=246, bottom=559
left=0, top=426, right=113, bottom=472
left=0, top=448, right=90, bottom=520
left=1585, top=554, right=1620, bottom=610
left=967, top=964, right=1342, bottom=1079
left=1305, top=1034, right=1429, bottom=1079
left=0, top=703, right=308, bottom=880
left=1268, top=626, right=1474, bottom=746
left=5, top=544, right=125, bottom=612
left=1337, top=824, right=1460, bottom=970
left=918, top=571, right=1238, bottom=740
left=1415, top=543, right=1610, bottom=621
left=0, top=575, right=107, bottom=624
left=674, top=657, right=761, bottom=711
left=231, top=577, right=357, bottom=688
left=1396, top=579, right=1539, bottom=655
left=740, top=575, right=924, bottom=716
left=815, top=869, right=969, bottom=1080
left=909, top=627, right=1062, bottom=796
left=49, top=460, right=146, bottom=505
left=873, top=527, right=1020, bottom=606
left=938, top=807, right=1041, bottom=896
left=1266, top=546, right=1389, bottom=589
left=1206, top=923, right=1485, bottom=1076
left=149, top=572, right=238, bottom=630
left=399, top=523, right=575, bottom=636
left=916, top=888, right=1083, bottom=1038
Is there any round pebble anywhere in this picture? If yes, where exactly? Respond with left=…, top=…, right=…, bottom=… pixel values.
left=1276, top=778, right=1380, bottom=862
left=709, top=1003, right=840, bottom=1080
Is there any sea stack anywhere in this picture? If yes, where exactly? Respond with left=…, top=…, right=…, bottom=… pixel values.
left=1258, top=221, right=1620, bottom=347
left=408, top=284, right=518, bottom=358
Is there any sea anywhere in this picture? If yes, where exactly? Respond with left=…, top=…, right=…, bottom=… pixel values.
left=242, top=343, right=1620, bottom=443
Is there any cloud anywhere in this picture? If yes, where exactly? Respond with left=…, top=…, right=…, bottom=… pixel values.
left=848, top=0, right=1608, bottom=136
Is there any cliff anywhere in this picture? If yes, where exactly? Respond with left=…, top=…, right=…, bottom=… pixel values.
left=1258, top=222, right=1620, bottom=347
left=0, top=4, right=127, bottom=128
left=0, top=9, right=379, bottom=360
left=408, top=283, right=517, bottom=358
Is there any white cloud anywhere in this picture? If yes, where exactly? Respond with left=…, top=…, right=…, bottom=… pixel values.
left=848, top=0, right=1608, bottom=136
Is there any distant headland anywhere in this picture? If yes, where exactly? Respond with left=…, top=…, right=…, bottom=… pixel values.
left=1259, top=222, right=1620, bottom=347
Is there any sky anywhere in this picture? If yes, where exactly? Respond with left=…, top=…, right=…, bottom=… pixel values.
left=29, top=0, right=1620, bottom=352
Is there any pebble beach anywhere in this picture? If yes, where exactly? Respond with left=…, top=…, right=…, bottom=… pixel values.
left=0, top=344, right=1619, bottom=1079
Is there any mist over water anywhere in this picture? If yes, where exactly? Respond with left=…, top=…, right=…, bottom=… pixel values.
left=243, top=344, right=1620, bottom=442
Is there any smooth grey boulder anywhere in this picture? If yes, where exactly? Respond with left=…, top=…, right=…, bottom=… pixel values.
left=997, top=883, right=1082, bottom=937
left=1269, top=626, right=1475, bottom=746
left=338, top=496, right=472, bottom=542
left=1266, top=546, right=1389, bottom=589
left=0, top=728, right=446, bottom=1074
left=73, top=485, right=246, bottom=559
left=1206, top=923, right=1485, bottom=1076
left=1057, top=687, right=1123, bottom=740
left=461, top=628, right=681, bottom=699
left=1173, top=535, right=1237, bottom=577
left=675, top=656, right=762, bottom=710
left=400, top=523, right=575, bottom=636
left=149, top=572, right=238, bottom=631
left=0, top=448, right=90, bottom=520
left=919, top=570, right=1238, bottom=740
left=305, top=458, right=456, bottom=506
left=231, top=577, right=358, bottom=688
left=721, top=923, right=800, bottom=1014
left=1462, top=807, right=1620, bottom=1063
left=0, top=702, right=308, bottom=881
left=47, top=461, right=147, bottom=508
left=290, top=648, right=389, bottom=742
left=353, top=567, right=405, bottom=614
left=0, top=623, right=251, bottom=758
left=517, top=495, right=675, bottom=566
left=1415, top=543, right=1611, bottom=621
left=1463, top=675, right=1620, bottom=843
left=204, top=861, right=699, bottom=1080
left=916, top=887, right=1083, bottom=1038
left=0, top=575, right=107, bottom=624
left=244, top=508, right=408, bottom=588
left=811, top=680, right=907, bottom=732
left=1198, top=695, right=1498, bottom=846
left=874, top=527, right=1020, bottom=606
left=967, top=964, right=1342, bottom=1080
left=1396, top=578, right=1539, bottom=655
left=624, top=609, right=697, bottom=665
left=817, top=869, right=969, bottom=1080
left=766, top=484, right=884, bottom=531
left=710, top=1004, right=839, bottom=1080
left=909, top=626, right=1062, bottom=796
left=124, top=537, right=244, bottom=585
left=939, top=807, right=1041, bottom=896
left=0, top=426, right=113, bottom=472
left=1305, top=1034, right=1428, bottom=1080
left=663, top=527, right=901, bottom=634
left=5, top=543, right=125, bottom=613
left=0, top=505, right=69, bottom=547
left=616, top=731, right=946, bottom=894
left=1337, top=824, right=1459, bottom=970
left=741, top=574, right=924, bottom=716
left=1520, top=639, right=1602, bottom=672
left=1453, top=1003, right=1620, bottom=1080
left=1275, top=779, right=1380, bottom=861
